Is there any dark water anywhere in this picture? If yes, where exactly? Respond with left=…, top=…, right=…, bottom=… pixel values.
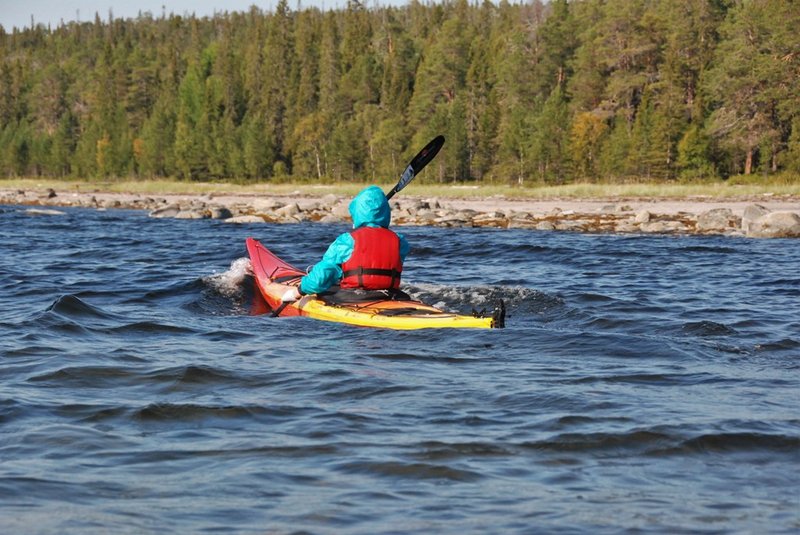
left=1, top=206, right=798, bottom=534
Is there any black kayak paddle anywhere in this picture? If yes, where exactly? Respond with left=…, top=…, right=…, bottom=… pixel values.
left=386, top=135, right=445, bottom=200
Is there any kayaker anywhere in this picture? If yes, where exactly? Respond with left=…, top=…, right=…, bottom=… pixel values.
left=280, top=185, right=410, bottom=303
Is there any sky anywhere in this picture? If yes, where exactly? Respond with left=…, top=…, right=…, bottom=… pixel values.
left=0, top=0, right=406, bottom=31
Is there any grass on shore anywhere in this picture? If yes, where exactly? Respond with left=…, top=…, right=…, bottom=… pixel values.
left=2, top=177, right=799, bottom=200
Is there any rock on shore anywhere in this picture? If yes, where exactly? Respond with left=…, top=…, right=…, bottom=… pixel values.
left=2, top=188, right=799, bottom=238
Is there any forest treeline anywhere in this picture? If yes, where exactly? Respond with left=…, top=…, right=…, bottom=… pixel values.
left=1, top=0, right=798, bottom=184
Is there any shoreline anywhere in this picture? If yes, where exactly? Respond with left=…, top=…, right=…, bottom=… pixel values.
left=3, top=186, right=800, bottom=238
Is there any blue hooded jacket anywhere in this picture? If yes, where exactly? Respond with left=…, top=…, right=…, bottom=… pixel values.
left=298, top=186, right=410, bottom=295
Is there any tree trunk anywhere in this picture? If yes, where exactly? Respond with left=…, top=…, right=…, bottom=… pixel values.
left=744, top=148, right=753, bottom=175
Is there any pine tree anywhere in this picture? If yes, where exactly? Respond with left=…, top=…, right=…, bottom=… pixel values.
left=262, top=0, right=294, bottom=165
left=570, top=111, right=608, bottom=180
left=291, top=9, right=320, bottom=123
left=704, top=0, right=799, bottom=175
left=600, top=116, right=633, bottom=179
left=531, top=85, right=571, bottom=183
left=676, top=123, right=715, bottom=179
left=50, top=111, right=78, bottom=176
left=139, top=94, right=176, bottom=177
left=465, top=30, right=497, bottom=181
left=783, top=118, right=800, bottom=174
left=445, top=94, right=469, bottom=181
left=290, top=112, right=327, bottom=180
left=627, top=87, right=672, bottom=179
left=241, top=111, right=274, bottom=180
left=408, top=3, right=471, bottom=137
left=534, top=0, right=578, bottom=96
left=369, top=116, right=407, bottom=182
left=379, top=13, right=417, bottom=116
left=174, top=58, right=207, bottom=179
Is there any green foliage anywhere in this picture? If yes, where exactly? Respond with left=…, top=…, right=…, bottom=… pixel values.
left=530, top=86, right=571, bottom=184
left=570, top=112, right=607, bottom=180
left=677, top=123, right=716, bottom=180
left=1, top=0, right=798, bottom=184
left=627, top=87, right=672, bottom=180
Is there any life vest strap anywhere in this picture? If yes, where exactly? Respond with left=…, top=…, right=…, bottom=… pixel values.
left=341, top=267, right=401, bottom=288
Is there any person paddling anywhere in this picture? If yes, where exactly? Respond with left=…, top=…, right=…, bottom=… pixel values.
left=280, top=185, right=410, bottom=303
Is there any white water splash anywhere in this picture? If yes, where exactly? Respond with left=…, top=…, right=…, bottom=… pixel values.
left=405, top=281, right=543, bottom=312
left=204, top=257, right=252, bottom=298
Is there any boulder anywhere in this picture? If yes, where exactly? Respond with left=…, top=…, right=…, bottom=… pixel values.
left=209, top=206, right=233, bottom=220
left=25, top=208, right=66, bottom=216
left=320, top=193, right=340, bottom=205
left=224, top=215, right=266, bottom=224
left=175, top=209, right=207, bottom=219
left=298, top=200, right=321, bottom=212
left=275, top=203, right=301, bottom=217
left=434, top=212, right=472, bottom=227
left=507, top=215, right=538, bottom=229
left=741, top=204, right=770, bottom=234
left=696, top=208, right=739, bottom=232
left=473, top=211, right=506, bottom=221
left=615, top=221, right=639, bottom=233
left=634, top=210, right=651, bottom=224
left=149, top=204, right=181, bottom=218
left=746, top=211, right=800, bottom=238
left=318, top=213, right=346, bottom=223
left=640, top=221, right=670, bottom=233
left=100, top=199, right=122, bottom=209
left=663, top=220, right=689, bottom=233
left=410, top=212, right=438, bottom=225
left=555, top=220, right=585, bottom=231
left=331, top=201, right=351, bottom=219
left=251, top=198, right=284, bottom=212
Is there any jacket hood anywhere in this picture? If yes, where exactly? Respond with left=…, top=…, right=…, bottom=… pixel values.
left=349, top=185, right=391, bottom=228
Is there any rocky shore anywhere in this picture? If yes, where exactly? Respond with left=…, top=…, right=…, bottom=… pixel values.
left=3, top=187, right=800, bottom=238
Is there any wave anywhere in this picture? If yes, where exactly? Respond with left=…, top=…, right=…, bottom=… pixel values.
left=674, top=432, right=800, bottom=454
left=133, top=402, right=311, bottom=422
left=681, top=320, right=737, bottom=337
left=103, top=321, right=198, bottom=336
left=26, top=294, right=109, bottom=335
left=28, top=366, right=141, bottom=387
left=755, top=338, right=799, bottom=352
left=405, top=282, right=561, bottom=316
left=129, top=279, right=205, bottom=302
left=333, top=460, right=482, bottom=482
left=680, top=245, right=739, bottom=254
left=517, top=430, right=800, bottom=456
left=44, top=294, right=118, bottom=320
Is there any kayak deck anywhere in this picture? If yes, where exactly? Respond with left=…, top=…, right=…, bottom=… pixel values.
left=245, top=237, right=504, bottom=330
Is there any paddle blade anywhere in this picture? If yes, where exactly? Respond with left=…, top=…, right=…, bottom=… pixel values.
left=386, top=135, right=445, bottom=199
left=409, top=134, right=445, bottom=175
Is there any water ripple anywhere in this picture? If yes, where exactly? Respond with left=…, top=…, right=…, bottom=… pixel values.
left=1, top=209, right=798, bottom=533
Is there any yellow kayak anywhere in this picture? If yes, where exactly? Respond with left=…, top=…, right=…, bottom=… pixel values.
left=246, top=237, right=505, bottom=330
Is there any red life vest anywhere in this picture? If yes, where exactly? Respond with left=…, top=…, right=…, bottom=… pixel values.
left=340, top=227, right=403, bottom=290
